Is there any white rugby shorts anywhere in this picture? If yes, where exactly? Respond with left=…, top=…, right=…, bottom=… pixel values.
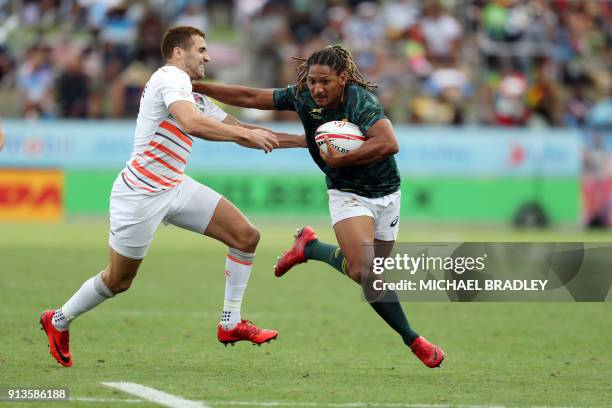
left=109, top=174, right=222, bottom=259
left=327, top=189, right=401, bottom=241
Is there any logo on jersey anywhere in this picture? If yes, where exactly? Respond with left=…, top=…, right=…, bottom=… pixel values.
left=193, top=92, right=206, bottom=113
left=308, top=107, right=323, bottom=119
left=390, top=216, right=399, bottom=227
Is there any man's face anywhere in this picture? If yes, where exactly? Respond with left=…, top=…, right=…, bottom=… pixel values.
left=307, top=64, right=347, bottom=109
left=180, top=35, right=210, bottom=80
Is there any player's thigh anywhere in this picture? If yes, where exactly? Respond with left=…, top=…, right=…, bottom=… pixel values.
left=164, top=177, right=257, bottom=250
left=203, top=198, right=259, bottom=251
left=373, top=190, right=401, bottom=241
left=109, top=179, right=170, bottom=261
left=164, top=176, right=222, bottom=235
left=333, top=215, right=376, bottom=282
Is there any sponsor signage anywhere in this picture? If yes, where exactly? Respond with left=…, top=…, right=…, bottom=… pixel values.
left=0, top=121, right=580, bottom=177
left=0, top=169, right=63, bottom=221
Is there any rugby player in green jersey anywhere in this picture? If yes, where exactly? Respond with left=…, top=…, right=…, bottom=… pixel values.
left=193, top=46, right=445, bottom=368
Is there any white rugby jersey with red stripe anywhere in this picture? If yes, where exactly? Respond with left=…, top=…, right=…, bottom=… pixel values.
left=121, top=65, right=227, bottom=194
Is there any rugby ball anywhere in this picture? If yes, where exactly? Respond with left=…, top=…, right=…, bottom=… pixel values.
left=315, top=121, right=366, bottom=154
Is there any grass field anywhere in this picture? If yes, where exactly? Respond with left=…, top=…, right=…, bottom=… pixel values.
left=1, top=219, right=611, bottom=408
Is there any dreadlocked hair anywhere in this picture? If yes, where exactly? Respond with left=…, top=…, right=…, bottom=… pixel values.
left=293, top=45, right=377, bottom=97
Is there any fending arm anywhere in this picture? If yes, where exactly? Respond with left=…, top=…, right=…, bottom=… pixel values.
left=169, top=101, right=278, bottom=152
left=192, top=82, right=276, bottom=110
left=222, top=115, right=306, bottom=148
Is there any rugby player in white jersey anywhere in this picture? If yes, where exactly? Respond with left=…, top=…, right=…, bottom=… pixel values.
left=40, top=26, right=305, bottom=367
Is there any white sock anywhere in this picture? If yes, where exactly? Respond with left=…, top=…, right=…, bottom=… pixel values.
left=52, top=271, right=114, bottom=331
left=220, top=248, right=255, bottom=329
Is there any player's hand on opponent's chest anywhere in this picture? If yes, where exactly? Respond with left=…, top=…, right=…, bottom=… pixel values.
left=237, top=128, right=279, bottom=153
left=319, top=136, right=349, bottom=168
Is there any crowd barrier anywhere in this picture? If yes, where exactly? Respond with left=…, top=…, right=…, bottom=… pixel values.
left=0, top=120, right=580, bottom=224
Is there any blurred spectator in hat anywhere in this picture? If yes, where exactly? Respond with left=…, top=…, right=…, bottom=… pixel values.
left=342, top=2, right=385, bottom=51
left=563, top=85, right=593, bottom=128
left=420, top=1, right=462, bottom=63
left=136, top=7, right=164, bottom=67
left=16, top=46, right=55, bottom=119
left=320, top=5, right=349, bottom=44
left=526, top=57, right=558, bottom=126
left=382, top=0, right=419, bottom=41
left=0, top=46, right=14, bottom=83
left=403, top=24, right=431, bottom=79
left=489, top=69, right=530, bottom=127
left=109, top=61, right=152, bottom=118
left=173, top=3, right=209, bottom=32
left=56, top=51, right=91, bottom=118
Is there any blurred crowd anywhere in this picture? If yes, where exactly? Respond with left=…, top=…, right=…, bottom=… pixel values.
left=0, top=0, right=611, bottom=129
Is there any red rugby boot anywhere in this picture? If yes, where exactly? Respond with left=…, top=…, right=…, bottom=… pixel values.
left=410, top=336, right=445, bottom=368
left=40, top=310, right=72, bottom=367
left=217, top=320, right=278, bottom=346
left=274, top=226, right=318, bottom=277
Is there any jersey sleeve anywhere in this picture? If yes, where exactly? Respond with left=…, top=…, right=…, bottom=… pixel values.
left=159, top=69, right=196, bottom=108
left=194, top=92, right=228, bottom=121
left=353, top=91, right=387, bottom=135
left=273, top=85, right=298, bottom=111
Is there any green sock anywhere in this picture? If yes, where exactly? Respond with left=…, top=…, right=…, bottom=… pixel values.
left=304, top=239, right=347, bottom=275
left=305, top=239, right=419, bottom=345
left=369, top=290, right=420, bottom=346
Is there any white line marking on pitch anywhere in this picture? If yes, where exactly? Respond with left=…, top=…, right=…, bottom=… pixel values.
left=205, top=403, right=538, bottom=408
left=71, top=397, right=144, bottom=403
left=99, top=383, right=574, bottom=408
left=201, top=402, right=574, bottom=408
left=102, top=382, right=208, bottom=408
left=208, top=403, right=486, bottom=407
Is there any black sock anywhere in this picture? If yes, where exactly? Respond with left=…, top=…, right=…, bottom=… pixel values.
left=369, top=290, right=420, bottom=346
left=304, top=239, right=347, bottom=275
left=305, top=240, right=419, bottom=345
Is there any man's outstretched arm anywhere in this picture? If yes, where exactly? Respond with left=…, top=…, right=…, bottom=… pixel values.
left=169, top=101, right=279, bottom=152
left=222, top=115, right=306, bottom=148
left=192, top=82, right=275, bottom=110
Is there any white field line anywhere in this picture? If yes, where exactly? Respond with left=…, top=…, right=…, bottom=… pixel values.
left=71, top=397, right=144, bottom=403
left=73, top=402, right=574, bottom=408
left=208, top=403, right=499, bottom=407
left=101, top=382, right=208, bottom=408
left=97, top=383, right=575, bottom=408
left=207, top=403, right=574, bottom=408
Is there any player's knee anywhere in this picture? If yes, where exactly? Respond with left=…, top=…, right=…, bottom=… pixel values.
left=346, top=260, right=363, bottom=283
left=235, top=226, right=260, bottom=252
left=347, top=258, right=374, bottom=284
left=103, top=269, right=136, bottom=294
left=107, top=276, right=134, bottom=294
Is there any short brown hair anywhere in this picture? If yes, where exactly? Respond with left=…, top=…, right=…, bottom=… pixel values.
left=161, top=26, right=206, bottom=60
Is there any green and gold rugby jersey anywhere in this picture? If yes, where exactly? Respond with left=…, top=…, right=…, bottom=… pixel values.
left=273, top=83, right=400, bottom=198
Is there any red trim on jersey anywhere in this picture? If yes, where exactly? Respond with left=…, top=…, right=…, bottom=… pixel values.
left=314, top=133, right=367, bottom=141
left=131, top=159, right=178, bottom=188
left=142, top=150, right=183, bottom=175
left=148, top=141, right=188, bottom=164
left=227, top=254, right=253, bottom=266
left=122, top=170, right=157, bottom=193
left=160, top=121, right=193, bottom=147
left=161, top=174, right=182, bottom=185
